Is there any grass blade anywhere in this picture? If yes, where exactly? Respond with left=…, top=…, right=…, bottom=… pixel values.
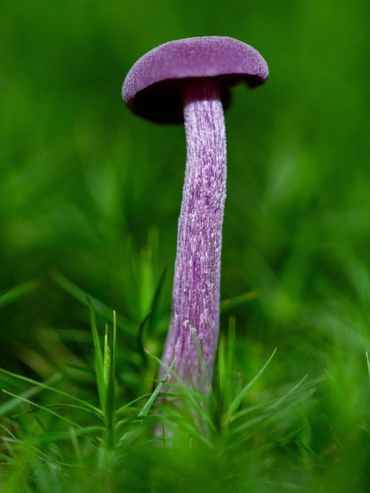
left=0, top=374, right=61, bottom=417
left=52, top=271, right=135, bottom=334
left=0, top=280, right=38, bottom=309
left=89, top=303, right=106, bottom=412
left=137, top=265, right=167, bottom=364
left=104, top=311, right=117, bottom=448
left=221, top=290, right=257, bottom=313
left=37, top=426, right=103, bottom=445
left=225, top=347, right=277, bottom=421
left=1, top=389, right=80, bottom=427
left=0, top=368, right=102, bottom=416
left=138, top=363, right=172, bottom=417
left=145, top=351, right=214, bottom=429
left=147, top=264, right=167, bottom=333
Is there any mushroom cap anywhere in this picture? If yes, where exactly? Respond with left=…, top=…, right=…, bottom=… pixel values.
left=122, top=36, right=269, bottom=123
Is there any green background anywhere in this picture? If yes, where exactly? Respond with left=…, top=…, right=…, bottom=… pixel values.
left=0, top=0, right=369, bottom=491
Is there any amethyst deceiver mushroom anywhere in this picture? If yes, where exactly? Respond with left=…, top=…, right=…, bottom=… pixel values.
left=122, top=36, right=268, bottom=394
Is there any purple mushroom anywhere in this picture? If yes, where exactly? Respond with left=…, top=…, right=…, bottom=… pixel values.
left=122, top=36, right=268, bottom=394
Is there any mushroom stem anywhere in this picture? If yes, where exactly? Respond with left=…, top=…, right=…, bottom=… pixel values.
left=161, top=78, right=227, bottom=393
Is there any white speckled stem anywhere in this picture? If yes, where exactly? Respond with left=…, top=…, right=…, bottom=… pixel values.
left=161, top=78, right=227, bottom=393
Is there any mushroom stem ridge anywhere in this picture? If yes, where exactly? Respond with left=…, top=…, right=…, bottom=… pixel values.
left=161, top=78, right=227, bottom=393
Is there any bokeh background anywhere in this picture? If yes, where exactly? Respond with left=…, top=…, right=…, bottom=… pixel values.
left=0, top=0, right=369, bottom=490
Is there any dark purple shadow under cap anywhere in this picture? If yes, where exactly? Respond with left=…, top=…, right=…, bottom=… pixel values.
left=122, top=36, right=269, bottom=123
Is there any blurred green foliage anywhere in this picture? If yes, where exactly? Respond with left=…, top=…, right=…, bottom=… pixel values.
left=0, top=0, right=369, bottom=491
